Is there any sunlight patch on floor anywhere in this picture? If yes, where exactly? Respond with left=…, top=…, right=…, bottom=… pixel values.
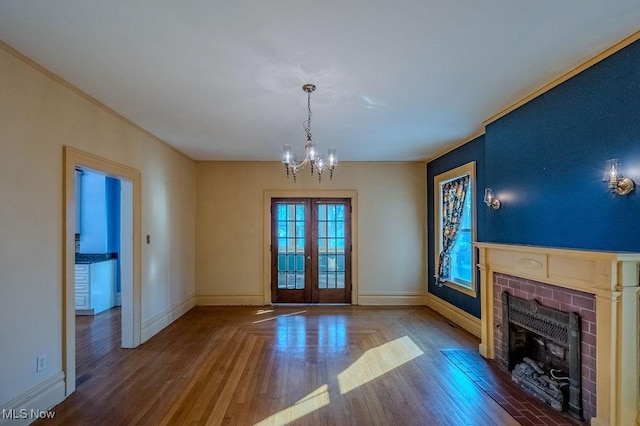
left=253, top=385, right=330, bottom=426
left=256, top=309, right=274, bottom=315
left=254, top=336, right=422, bottom=424
left=252, top=310, right=308, bottom=324
left=337, top=335, right=424, bottom=394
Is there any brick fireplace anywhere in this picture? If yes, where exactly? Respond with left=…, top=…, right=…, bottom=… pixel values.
left=495, top=274, right=595, bottom=419
left=475, top=243, right=640, bottom=426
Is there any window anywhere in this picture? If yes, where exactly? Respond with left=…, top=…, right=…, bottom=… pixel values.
left=434, top=162, right=476, bottom=297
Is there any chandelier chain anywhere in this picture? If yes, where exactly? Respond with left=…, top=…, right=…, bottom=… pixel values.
left=304, top=90, right=312, bottom=141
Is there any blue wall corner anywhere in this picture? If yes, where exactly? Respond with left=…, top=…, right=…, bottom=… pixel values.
left=105, top=177, right=121, bottom=253
left=427, top=135, right=485, bottom=318
left=105, top=177, right=121, bottom=293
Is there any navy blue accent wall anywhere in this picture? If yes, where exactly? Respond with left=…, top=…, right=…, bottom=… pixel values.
left=427, top=135, right=485, bottom=318
left=426, top=40, right=640, bottom=318
left=485, top=40, right=640, bottom=251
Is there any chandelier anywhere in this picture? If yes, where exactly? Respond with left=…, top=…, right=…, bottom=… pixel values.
left=282, top=84, right=337, bottom=182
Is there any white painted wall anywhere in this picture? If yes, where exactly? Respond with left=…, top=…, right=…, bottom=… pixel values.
left=0, top=44, right=196, bottom=408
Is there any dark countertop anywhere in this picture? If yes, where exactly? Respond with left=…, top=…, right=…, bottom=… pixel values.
left=75, top=253, right=118, bottom=264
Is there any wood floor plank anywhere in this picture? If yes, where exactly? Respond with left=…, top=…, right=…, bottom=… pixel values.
left=206, top=334, right=259, bottom=425
left=38, top=305, right=523, bottom=425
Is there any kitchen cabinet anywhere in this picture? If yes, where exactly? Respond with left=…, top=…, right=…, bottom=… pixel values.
left=75, top=259, right=116, bottom=315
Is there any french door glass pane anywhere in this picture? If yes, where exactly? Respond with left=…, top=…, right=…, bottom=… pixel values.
left=317, top=203, right=346, bottom=290
left=318, top=221, right=326, bottom=239
left=318, top=204, right=326, bottom=221
left=277, top=203, right=305, bottom=290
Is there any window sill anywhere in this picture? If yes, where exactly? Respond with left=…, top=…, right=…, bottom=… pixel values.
left=443, top=280, right=477, bottom=298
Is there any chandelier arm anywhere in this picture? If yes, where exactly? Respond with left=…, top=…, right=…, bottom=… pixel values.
left=287, top=156, right=310, bottom=174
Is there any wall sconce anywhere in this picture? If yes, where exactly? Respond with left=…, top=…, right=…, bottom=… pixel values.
left=603, top=159, right=635, bottom=195
left=484, top=188, right=501, bottom=209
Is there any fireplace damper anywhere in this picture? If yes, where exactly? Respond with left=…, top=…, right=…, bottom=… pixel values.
left=502, top=291, right=582, bottom=420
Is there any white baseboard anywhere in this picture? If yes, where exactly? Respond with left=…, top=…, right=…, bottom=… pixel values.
left=0, top=372, right=65, bottom=426
left=426, top=294, right=481, bottom=337
left=195, top=293, right=265, bottom=306
left=357, top=293, right=428, bottom=305
left=141, top=296, right=195, bottom=343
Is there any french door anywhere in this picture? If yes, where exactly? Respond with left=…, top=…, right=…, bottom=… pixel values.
left=271, top=198, right=352, bottom=304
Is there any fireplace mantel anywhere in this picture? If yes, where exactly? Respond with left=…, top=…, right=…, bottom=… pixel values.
left=475, top=243, right=640, bottom=426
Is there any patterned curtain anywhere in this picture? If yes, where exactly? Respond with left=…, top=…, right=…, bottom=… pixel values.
left=436, top=175, right=469, bottom=286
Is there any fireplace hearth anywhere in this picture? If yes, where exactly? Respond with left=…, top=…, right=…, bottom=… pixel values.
left=502, top=291, right=582, bottom=419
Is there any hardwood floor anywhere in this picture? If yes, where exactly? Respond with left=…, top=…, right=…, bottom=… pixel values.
left=39, top=306, right=519, bottom=425
left=74, top=307, right=122, bottom=388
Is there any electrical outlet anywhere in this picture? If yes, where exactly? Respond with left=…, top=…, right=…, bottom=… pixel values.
left=36, top=354, right=46, bottom=372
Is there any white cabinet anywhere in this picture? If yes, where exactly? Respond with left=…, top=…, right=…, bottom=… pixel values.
left=75, top=260, right=116, bottom=315
left=74, top=264, right=90, bottom=309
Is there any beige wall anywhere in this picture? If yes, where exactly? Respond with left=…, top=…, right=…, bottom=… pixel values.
left=196, top=161, right=426, bottom=305
left=0, top=39, right=425, bottom=411
left=0, top=45, right=196, bottom=406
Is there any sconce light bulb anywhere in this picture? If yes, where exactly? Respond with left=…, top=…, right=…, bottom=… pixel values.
left=484, top=188, right=501, bottom=209
left=604, top=159, right=635, bottom=195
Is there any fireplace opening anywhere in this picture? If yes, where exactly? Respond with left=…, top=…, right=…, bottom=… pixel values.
left=509, top=325, right=571, bottom=412
left=502, top=291, right=582, bottom=420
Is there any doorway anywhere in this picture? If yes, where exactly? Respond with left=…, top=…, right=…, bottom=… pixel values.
left=271, top=198, right=352, bottom=304
left=63, top=146, right=141, bottom=396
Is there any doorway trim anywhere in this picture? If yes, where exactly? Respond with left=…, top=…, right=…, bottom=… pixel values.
left=63, top=146, right=142, bottom=396
left=263, top=190, right=358, bottom=305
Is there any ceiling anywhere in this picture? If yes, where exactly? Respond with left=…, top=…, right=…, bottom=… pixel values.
left=1, top=1, right=639, bottom=162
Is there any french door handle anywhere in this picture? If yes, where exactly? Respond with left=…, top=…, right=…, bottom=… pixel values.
left=306, top=256, right=311, bottom=260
